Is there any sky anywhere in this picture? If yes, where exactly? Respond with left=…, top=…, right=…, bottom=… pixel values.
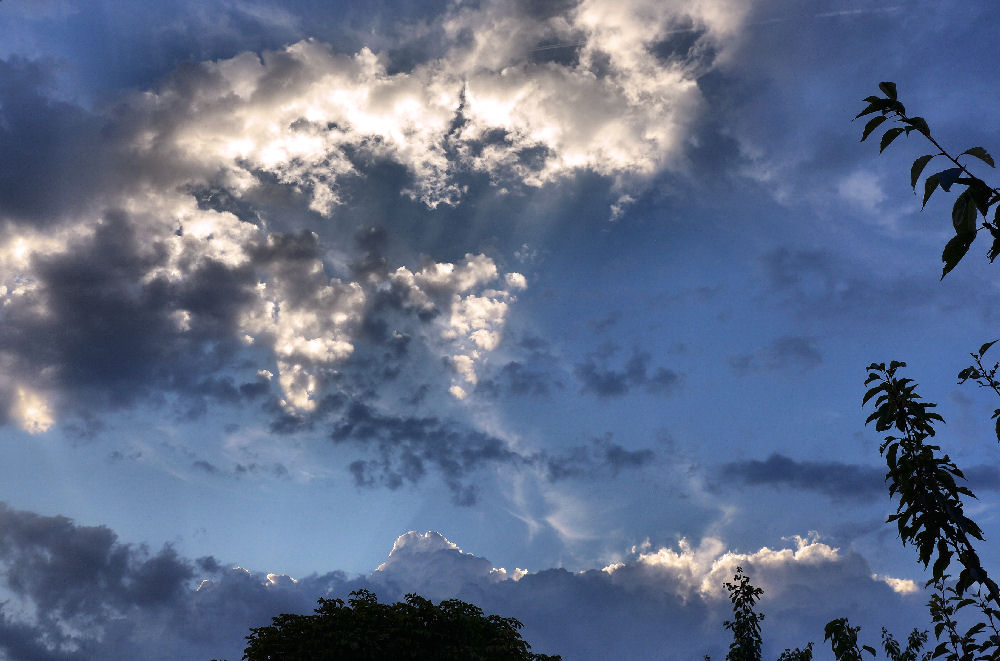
left=1, top=0, right=1000, bottom=659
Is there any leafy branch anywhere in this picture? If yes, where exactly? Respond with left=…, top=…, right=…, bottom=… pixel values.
left=826, top=618, right=877, bottom=661
left=881, top=626, right=930, bottom=661
left=956, top=340, right=1000, bottom=444
left=724, top=566, right=766, bottom=661
left=925, top=578, right=994, bottom=661
left=857, top=82, right=1000, bottom=278
left=863, top=362, right=999, bottom=605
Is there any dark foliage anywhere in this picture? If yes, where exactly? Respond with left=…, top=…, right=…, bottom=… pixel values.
left=240, top=589, right=561, bottom=661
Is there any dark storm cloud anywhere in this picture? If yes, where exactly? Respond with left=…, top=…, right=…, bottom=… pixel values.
left=0, top=59, right=476, bottom=427
left=0, top=613, right=80, bottom=661
left=727, top=335, right=822, bottom=374
left=574, top=349, right=682, bottom=397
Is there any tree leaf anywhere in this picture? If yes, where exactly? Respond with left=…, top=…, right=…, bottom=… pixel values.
left=923, top=174, right=939, bottom=208
left=862, top=115, right=888, bottom=142
left=962, top=146, right=995, bottom=167
left=855, top=102, right=882, bottom=119
left=902, top=116, right=930, bottom=136
left=941, top=232, right=975, bottom=279
left=970, top=180, right=993, bottom=216
left=952, top=190, right=978, bottom=233
left=938, top=167, right=964, bottom=192
left=979, top=341, right=998, bottom=356
left=932, top=548, right=951, bottom=580
left=880, top=127, right=905, bottom=153
left=988, top=236, right=1000, bottom=263
left=967, top=622, right=987, bottom=638
left=911, top=155, right=936, bottom=189
left=878, top=82, right=898, bottom=99
left=863, top=385, right=885, bottom=405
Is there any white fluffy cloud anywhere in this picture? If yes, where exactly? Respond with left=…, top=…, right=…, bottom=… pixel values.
left=116, top=0, right=740, bottom=210
left=613, top=533, right=842, bottom=600
left=390, top=254, right=523, bottom=399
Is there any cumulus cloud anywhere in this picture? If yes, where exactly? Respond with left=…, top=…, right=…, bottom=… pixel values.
left=100, top=0, right=738, bottom=216
left=0, top=0, right=752, bottom=478
left=387, top=253, right=523, bottom=399
left=372, top=531, right=509, bottom=600
left=0, top=505, right=930, bottom=661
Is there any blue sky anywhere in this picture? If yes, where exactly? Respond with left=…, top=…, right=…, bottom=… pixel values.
left=1, top=0, right=999, bottom=659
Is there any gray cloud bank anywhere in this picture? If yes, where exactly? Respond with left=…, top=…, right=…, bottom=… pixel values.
left=0, top=504, right=929, bottom=661
left=721, top=453, right=1000, bottom=501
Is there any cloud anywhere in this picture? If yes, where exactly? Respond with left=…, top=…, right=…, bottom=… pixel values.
left=97, top=0, right=734, bottom=217
left=475, top=360, right=560, bottom=398
left=874, top=574, right=919, bottom=595
left=758, top=247, right=1000, bottom=326
left=0, top=503, right=347, bottom=661
left=727, top=335, right=822, bottom=374
left=575, top=348, right=683, bottom=397
left=542, top=435, right=656, bottom=481
left=386, top=253, right=524, bottom=399
left=0, top=0, right=753, bottom=468
left=720, top=453, right=884, bottom=501
left=0, top=57, right=104, bottom=225
left=333, top=401, right=521, bottom=505
left=721, top=453, right=1000, bottom=502
left=372, top=531, right=508, bottom=601
left=0, top=0, right=749, bottom=487
left=0, top=505, right=931, bottom=661
left=331, top=401, right=656, bottom=505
